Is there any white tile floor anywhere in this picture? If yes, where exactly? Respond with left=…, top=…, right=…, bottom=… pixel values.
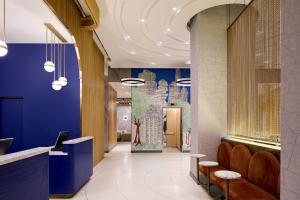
left=51, top=143, right=212, bottom=200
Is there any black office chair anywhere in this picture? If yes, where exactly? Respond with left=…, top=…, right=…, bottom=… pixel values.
left=0, top=138, right=14, bottom=155
left=51, top=131, right=69, bottom=151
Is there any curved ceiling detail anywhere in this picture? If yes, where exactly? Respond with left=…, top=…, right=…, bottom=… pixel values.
left=96, top=0, right=250, bottom=68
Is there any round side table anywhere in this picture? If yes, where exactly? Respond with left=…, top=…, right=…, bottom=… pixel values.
left=198, top=161, right=218, bottom=194
left=214, top=170, right=241, bottom=200
left=190, top=154, right=206, bottom=185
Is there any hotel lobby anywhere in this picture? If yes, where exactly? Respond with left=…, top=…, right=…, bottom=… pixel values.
left=0, top=0, right=299, bottom=199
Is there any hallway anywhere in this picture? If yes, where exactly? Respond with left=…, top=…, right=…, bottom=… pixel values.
left=52, top=143, right=211, bottom=200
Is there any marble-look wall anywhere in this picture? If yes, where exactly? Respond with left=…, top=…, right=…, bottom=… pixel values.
left=281, top=0, right=300, bottom=199
left=117, top=105, right=132, bottom=132
left=190, top=5, right=228, bottom=176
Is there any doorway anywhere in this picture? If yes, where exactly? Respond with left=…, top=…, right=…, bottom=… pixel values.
left=163, top=107, right=182, bottom=151
left=0, top=97, right=24, bottom=153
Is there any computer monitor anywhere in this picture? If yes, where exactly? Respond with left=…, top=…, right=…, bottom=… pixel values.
left=51, top=131, right=69, bottom=151
left=0, top=138, right=14, bottom=156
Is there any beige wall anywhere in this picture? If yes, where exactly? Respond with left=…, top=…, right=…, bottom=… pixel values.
left=190, top=5, right=228, bottom=176
left=281, top=0, right=300, bottom=199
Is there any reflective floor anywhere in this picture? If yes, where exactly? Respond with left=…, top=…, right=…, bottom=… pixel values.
left=51, top=143, right=212, bottom=200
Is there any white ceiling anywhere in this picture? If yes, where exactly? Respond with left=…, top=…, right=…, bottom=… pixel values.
left=96, top=0, right=250, bottom=68
left=0, top=0, right=72, bottom=43
left=110, top=82, right=131, bottom=98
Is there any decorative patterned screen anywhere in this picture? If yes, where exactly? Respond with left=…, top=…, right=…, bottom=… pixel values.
left=131, top=69, right=191, bottom=152
left=227, top=0, right=280, bottom=143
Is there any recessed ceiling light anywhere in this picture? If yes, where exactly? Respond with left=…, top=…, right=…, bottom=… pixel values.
left=165, top=53, right=171, bottom=57
left=172, top=7, right=178, bottom=11
left=185, top=60, right=191, bottom=65
left=129, top=51, right=136, bottom=55
left=166, top=28, right=171, bottom=32
left=122, top=86, right=124, bottom=89
left=139, top=18, right=146, bottom=23
left=184, top=41, right=190, bottom=45
left=151, top=62, right=157, bottom=65
left=156, top=41, right=162, bottom=46
left=124, top=35, right=131, bottom=40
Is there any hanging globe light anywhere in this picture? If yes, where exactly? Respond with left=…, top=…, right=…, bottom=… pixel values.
left=52, top=80, right=62, bottom=91
left=0, top=40, right=7, bottom=57
left=58, top=76, right=67, bottom=86
left=44, top=61, right=55, bottom=72
left=0, top=1, right=8, bottom=57
left=44, top=28, right=55, bottom=72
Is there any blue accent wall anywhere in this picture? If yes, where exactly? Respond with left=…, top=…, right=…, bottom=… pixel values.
left=0, top=44, right=80, bottom=151
left=0, top=152, right=49, bottom=200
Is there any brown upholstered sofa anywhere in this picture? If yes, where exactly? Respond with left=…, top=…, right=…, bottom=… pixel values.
left=199, top=142, right=280, bottom=200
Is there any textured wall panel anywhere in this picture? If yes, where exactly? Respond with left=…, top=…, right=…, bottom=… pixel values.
left=281, top=0, right=300, bottom=199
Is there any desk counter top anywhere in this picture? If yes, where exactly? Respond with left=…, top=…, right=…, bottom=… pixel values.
left=63, top=136, right=93, bottom=145
left=0, top=147, right=50, bottom=166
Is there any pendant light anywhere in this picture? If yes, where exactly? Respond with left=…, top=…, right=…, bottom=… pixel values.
left=0, top=0, right=8, bottom=57
left=121, top=78, right=145, bottom=86
left=52, top=36, right=62, bottom=91
left=44, top=29, right=55, bottom=72
left=58, top=43, right=67, bottom=86
left=176, top=78, right=191, bottom=87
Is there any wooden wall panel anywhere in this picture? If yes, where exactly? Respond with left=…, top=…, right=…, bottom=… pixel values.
left=44, top=0, right=104, bottom=165
left=227, top=0, right=280, bottom=143
left=108, top=85, right=117, bottom=151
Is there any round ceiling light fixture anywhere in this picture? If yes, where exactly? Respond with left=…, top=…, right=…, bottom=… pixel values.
left=121, top=78, right=145, bottom=87
left=176, top=78, right=191, bottom=87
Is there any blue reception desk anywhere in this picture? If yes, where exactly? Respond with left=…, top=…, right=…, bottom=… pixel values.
left=49, top=136, right=93, bottom=197
left=0, top=147, right=49, bottom=200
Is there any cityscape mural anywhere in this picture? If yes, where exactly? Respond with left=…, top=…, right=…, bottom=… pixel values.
left=131, top=68, right=191, bottom=152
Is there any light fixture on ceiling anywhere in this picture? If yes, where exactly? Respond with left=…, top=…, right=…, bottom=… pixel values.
left=166, top=28, right=171, bottom=32
left=121, top=78, right=145, bottom=87
left=129, top=51, right=136, bottom=55
left=151, top=62, right=157, bottom=65
left=176, top=78, right=191, bottom=87
left=44, top=28, right=55, bottom=72
left=52, top=36, right=62, bottom=91
left=124, top=35, right=131, bottom=40
left=165, top=53, right=171, bottom=57
left=184, top=41, right=190, bottom=45
left=185, top=60, right=191, bottom=65
left=156, top=41, right=162, bottom=46
left=172, top=7, right=178, bottom=11
left=0, top=0, right=8, bottom=57
left=58, top=44, right=68, bottom=86
left=139, top=18, right=145, bottom=23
